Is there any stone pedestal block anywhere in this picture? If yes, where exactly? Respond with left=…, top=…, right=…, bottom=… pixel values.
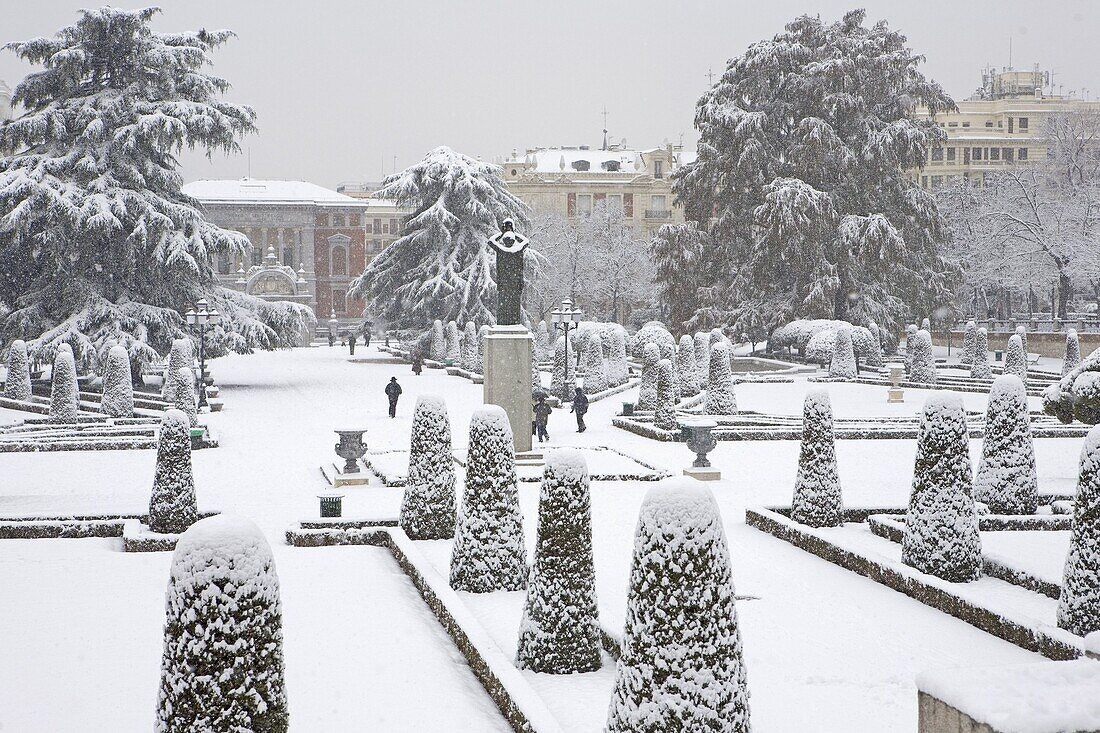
left=484, top=325, right=533, bottom=454
left=683, top=467, right=722, bottom=481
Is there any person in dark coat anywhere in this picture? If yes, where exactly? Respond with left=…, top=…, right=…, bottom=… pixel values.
left=349, top=333, right=357, bottom=355
left=411, top=352, right=423, bottom=376
left=327, top=330, right=335, bottom=348
left=533, top=394, right=552, bottom=443
left=570, top=386, right=588, bottom=432
left=385, top=377, right=402, bottom=418
left=364, top=322, right=373, bottom=347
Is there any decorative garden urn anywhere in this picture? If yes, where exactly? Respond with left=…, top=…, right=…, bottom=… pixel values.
left=334, top=429, right=367, bottom=474
left=681, top=419, right=718, bottom=468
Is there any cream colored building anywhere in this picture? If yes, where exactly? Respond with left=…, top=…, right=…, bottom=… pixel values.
left=0, top=80, right=12, bottom=122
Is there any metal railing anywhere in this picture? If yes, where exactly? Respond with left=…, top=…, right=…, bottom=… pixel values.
left=644, top=209, right=672, bottom=219
left=951, top=317, right=1100, bottom=334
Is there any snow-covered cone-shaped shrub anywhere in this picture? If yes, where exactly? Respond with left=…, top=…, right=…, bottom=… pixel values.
left=516, top=449, right=601, bottom=673
left=790, top=390, right=842, bottom=527
left=901, top=395, right=982, bottom=582
left=400, top=395, right=457, bottom=540
left=607, top=479, right=750, bottom=733
left=704, top=342, right=738, bottom=415
left=460, top=321, right=478, bottom=371
left=550, top=335, right=572, bottom=399
left=1004, top=334, right=1028, bottom=385
left=677, top=335, right=699, bottom=397
left=101, top=344, right=134, bottom=417
left=535, top=320, right=551, bottom=362
left=829, top=326, right=857, bottom=379
left=1057, top=425, right=1100, bottom=637
left=474, top=325, right=488, bottom=374
left=921, top=317, right=931, bottom=332
left=156, top=514, right=287, bottom=733
left=655, top=359, right=678, bottom=430
left=162, top=338, right=192, bottom=399
left=607, top=328, right=629, bottom=387
left=659, top=341, right=680, bottom=402
left=582, top=332, right=607, bottom=394
left=50, top=348, right=79, bottom=423
left=4, top=339, right=31, bottom=401
left=168, top=366, right=198, bottom=427
left=961, top=320, right=977, bottom=366
left=637, top=342, right=661, bottom=411
left=909, top=329, right=937, bottom=385
left=866, top=322, right=884, bottom=368
left=904, top=324, right=917, bottom=372
left=449, top=406, right=528, bottom=592
left=429, top=320, right=445, bottom=362
left=1064, top=329, right=1082, bottom=377
left=1016, top=325, right=1028, bottom=357
left=148, top=409, right=198, bottom=534
left=971, top=327, right=992, bottom=380
left=532, top=348, right=542, bottom=392
left=444, top=320, right=460, bottom=363
left=694, top=332, right=711, bottom=390
left=974, top=375, right=1037, bottom=515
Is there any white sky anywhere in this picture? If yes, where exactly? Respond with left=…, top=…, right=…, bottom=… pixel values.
left=2, top=0, right=1098, bottom=188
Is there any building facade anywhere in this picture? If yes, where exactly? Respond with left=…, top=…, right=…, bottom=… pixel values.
left=0, top=80, right=11, bottom=122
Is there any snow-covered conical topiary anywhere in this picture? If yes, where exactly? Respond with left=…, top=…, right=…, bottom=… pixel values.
left=1015, top=325, right=1028, bottom=358
left=516, top=449, right=601, bottom=673
left=901, top=395, right=982, bottom=582
left=654, top=359, right=678, bottom=430
left=704, top=341, right=737, bottom=415
left=168, top=366, right=198, bottom=427
left=971, top=327, right=992, bottom=379
left=148, top=408, right=198, bottom=534
left=607, top=479, right=750, bottom=733
left=904, top=324, right=917, bottom=373
left=4, top=339, right=31, bottom=401
left=101, top=344, right=134, bottom=417
left=450, top=405, right=528, bottom=592
left=400, top=395, right=457, bottom=540
left=790, top=390, right=842, bottom=527
left=677, top=335, right=699, bottom=397
left=460, top=321, right=478, bottom=371
left=1057, top=425, right=1100, bottom=637
left=694, top=332, right=711, bottom=390
left=1004, top=334, right=1027, bottom=385
left=474, top=325, right=488, bottom=374
left=974, top=375, right=1037, bottom=515
left=909, top=329, right=937, bottom=384
left=535, top=320, right=551, bottom=362
left=582, top=331, right=607, bottom=394
left=1063, top=329, right=1082, bottom=377
left=828, top=325, right=857, bottom=379
left=637, top=342, right=661, bottom=411
left=50, top=347, right=79, bottom=423
left=162, top=338, right=193, bottom=399
left=444, top=320, right=460, bottom=363
left=659, top=341, right=680, bottom=405
left=607, top=327, right=629, bottom=387
left=550, top=334, right=573, bottom=400
left=429, top=320, right=445, bottom=362
left=961, top=320, right=977, bottom=366
left=866, top=322, right=884, bottom=368
left=921, top=317, right=931, bottom=332
left=155, top=514, right=287, bottom=733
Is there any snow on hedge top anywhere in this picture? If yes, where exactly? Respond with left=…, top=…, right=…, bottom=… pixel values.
left=544, top=448, right=587, bottom=483
left=182, top=178, right=370, bottom=207
left=471, top=404, right=511, bottom=435
left=916, top=660, right=1100, bottom=733
left=170, top=515, right=277, bottom=601
left=163, top=408, right=190, bottom=431
left=638, top=478, right=722, bottom=537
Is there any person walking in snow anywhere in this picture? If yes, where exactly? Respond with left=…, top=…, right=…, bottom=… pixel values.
left=363, top=321, right=373, bottom=347
left=349, top=333, right=357, bottom=356
left=411, top=352, right=423, bottom=376
left=570, top=386, right=589, bottom=433
left=327, top=330, right=335, bottom=348
left=385, top=377, right=402, bottom=418
left=534, top=394, right=552, bottom=443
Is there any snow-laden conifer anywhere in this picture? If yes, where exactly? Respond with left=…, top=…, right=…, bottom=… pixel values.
left=516, top=449, right=601, bottom=673
left=429, top=320, right=445, bottom=362
left=460, top=321, right=478, bottom=371
left=694, top=332, right=711, bottom=390
left=4, top=339, right=31, bottom=401
left=1004, top=334, right=1028, bottom=385
left=961, top=320, right=977, bottom=366
left=582, top=332, right=607, bottom=394
left=1057, top=425, right=1100, bottom=637
left=474, top=325, right=488, bottom=374
left=155, top=514, right=287, bottom=733
left=50, top=347, right=79, bottom=423
left=974, top=375, right=1037, bottom=515
left=704, top=342, right=738, bottom=415
left=790, top=390, right=842, bottom=527
left=971, top=327, right=992, bottom=379
left=444, top=321, right=460, bottom=363
left=550, top=334, right=572, bottom=400
left=677, top=335, right=699, bottom=397
left=162, top=339, right=193, bottom=400
left=400, top=395, right=456, bottom=540
left=828, top=325, right=857, bottom=379
left=606, top=327, right=629, bottom=387
left=101, top=344, right=134, bottom=418
left=148, top=409, right=198, bottom=534
left=654, top=359, right=678, bottom=430
left=637, top=343, right=661, bottom=411
left=909, top=329, right=937, bottom=384
left=607, top=479, right=750, bottom=733
left=168, top=366, right=198, bottom=427
left=449, top=406, right=528, bottom=592
left=901, top=395, right=982, bottom=582
left=535, top=321, right=551, bottom=362
left=1064, top=329, right=1082, bottom=377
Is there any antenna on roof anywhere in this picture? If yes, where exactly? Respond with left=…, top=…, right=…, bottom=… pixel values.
left=601, top=106, right=609, bottom=151
left=1008, top=36, right=1012, bottom=70
left=706, top=67, right=715, bottom=87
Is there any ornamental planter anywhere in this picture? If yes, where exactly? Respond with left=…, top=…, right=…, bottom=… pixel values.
left=334, top=429, right=367, bottom=474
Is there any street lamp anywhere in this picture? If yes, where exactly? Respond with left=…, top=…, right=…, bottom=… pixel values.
left=185, top=297, right=220, bottom=410
left=550, top=297, right=583, bottom=403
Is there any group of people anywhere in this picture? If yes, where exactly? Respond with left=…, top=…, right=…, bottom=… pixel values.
left=533, top=387, right=587, bottom=443
left=327, top=321, right=374, bottom=355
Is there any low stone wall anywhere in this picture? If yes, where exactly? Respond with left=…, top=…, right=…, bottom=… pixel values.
left=935, top=329, right=1094, bottom=359
left=918, top=692, right=998, bottom=733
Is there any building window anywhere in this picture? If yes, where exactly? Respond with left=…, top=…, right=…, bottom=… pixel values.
left=333, top=289, right=346, bottom=314
left=576, top=194, right=593, bottom=216
left=331, top=245, right=348, bottom=276
left=931, top=147, right=943, bottom=162
left=1008, top=118, right=1014, bottom=133
left=931, top=175, right=943, bottom=189
left=985, top=121, right=994, bottom=128
left=972, top=147, right=983, bottom=161
left=283, top=247, right=294, bottom=266
left=990, top=147, right=1001, bottom=161
left=606, top=193, right=623, bottom=211
left=961, top=122, right=970, bottom=128
left=921, top=175, right=928, bottom=189
left=390, top=218, right=400, bottom=235
left=373, top=218, right=382, bottom=233
left=653, top=160, right=664, bottom=178
left=1003, top=148, right=1014, bottom=162
left=1019, top=117, right=1029, bottom=131
left=650, top=194, right=667, bottom=211
left=350, top=214, right=360, bottom=227
left=947, top=122, right=958, bottom=127
left=251, top=247, right=262, bottom=266
left=946, top=147, right=956, bottom=162
left=217, top=252, right=230, bottom=274
left=1018, top=148, right=1028, bottom=161
left=332, top=214, right=345, bottom=227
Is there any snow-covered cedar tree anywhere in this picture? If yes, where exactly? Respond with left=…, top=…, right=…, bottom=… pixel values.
left=790, top=390, right=842, bottom=527
left=169, top=366, right=198, bottom=427
left=582, top=331, right=607, bottom=394
left=516, top=449, right=601, bottom=673
left=607, top=479, right=750, bottom=732
left=148, top=409, right=198, bottom=534
left=1064, top=329, right=1082, bottom=377
left=155, top=514, right=287, bottom=733
left=535, top=320, right=551, bottom=362
left=637, top=342, right=661, bottom=411
left=0, top=8, right=312, bottom=373
left=400, top=395, right=457, bottom=540
left=444, top=320, right=460, bottom=363
left=474, top=325, right=488, bottom=374
left=460, top=321, right=478, bottom=371
left=971, top=327, right=992, bottom=380
left=901, top=395, right=982, bottom=582
left=162, top=339, right=193, bottom=400
left=49, top=347, right=79, bottom=422
left=655, top=359, right=678, bottom=431
left=659, top=341, right=681, bottom=404
left=449, top=405, right=528, bottom=592
left=1003, top=334, right=1028, bottom=385
left=974, top=375, right=1037, bottom=515
left=550, top=334, right=572, bottom=400
left=705, top=341, right=738, bottom=415
left=4, top=339, right=31, bottom=401
left=677, top=334, right=699, bottom=397
left=961, top=320, right=977, bottom=366
left=866, top=321, right=885, bottom=368
left=694, top=332, right=711, bottom=390
left=909, top=329, right=937, bottom=384
left=648, top=223, right=706, bottom=331
left=1057, top=425, right=1100, bottom=637
left=904, top=324, right=918, bottom=373
left=101, top=344, right=134, bottom=417
left=631, top=321, right=675, bottom=360
left=349, top=147, right=531, bottom=329
left=429, top=320, right=445, bottom=362
left=606, top=327, right=629, bottom=387
left=828, top=326, right=857, bottom=379
left=1016, top=325, right=1028, bottom=358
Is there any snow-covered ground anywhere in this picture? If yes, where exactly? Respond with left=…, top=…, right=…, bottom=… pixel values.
left=0, top=344, right=1086, bottom=731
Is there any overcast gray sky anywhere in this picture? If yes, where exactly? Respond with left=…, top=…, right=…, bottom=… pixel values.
left=2, top=0, right=1098, bottom=188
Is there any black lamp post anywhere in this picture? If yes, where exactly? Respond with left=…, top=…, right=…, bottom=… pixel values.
left=185, top=297, right=220, bottom=410
left=550, top=297, right=582, bottom=403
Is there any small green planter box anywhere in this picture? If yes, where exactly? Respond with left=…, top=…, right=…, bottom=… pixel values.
left=622, top=402, right=635, bottom=416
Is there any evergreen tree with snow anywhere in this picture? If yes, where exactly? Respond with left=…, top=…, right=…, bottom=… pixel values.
left=156, top=514, right=287, bottom=733
left=0, top=8, right=311, bottom=371
left=648, top=223, right=707, bottom=331
left=607, top=479, right=750, bottom=733
left=694, top=332, right=711, bottom=390
left=1064, top=329, right=1082, bottom=377
left=606, top=327, right=629, bottom=387
left=516, top=449, right=601, bottom=674
left=550, top=334, right=572, bottom=401
left=444, top=321, right=460, bottom=363
left=49, top=346, right=79, bottom=422
left=655, top=359, right=678, bottom=430
left=400, top=395, right=457, bottom=540
left=4, top=339, right=31, bottom=401
left=676, top=334, right=699, bottom=397
left=148, top=409, right=198, bottom=534
left=705, top=342, right=738, bottom=415
left=1057, top=425, right=1100, bottom=637
left=971, top=327, right=992, bottom=379
left=101, top=344, right=134, bottom=418
left=460, top=321, right=478, bottom=371
left=637, top=343, right=661, bottom=411
left=828, top=325, right=857, bottom=379
left=349, top=147, right=531, bottom=328
left=1004, top=334, right=1028, bottom=385
left=961, top=320, right=977, bottom=366
left=974, top=375, right=1037, bottom=515
left=902, top=395, right=982, bottom=582
left=168, top=366, right=198, bottom=427
left=449, top=406, right=528, bottom=592
left=535, top=321, right=551, bottom=362
left=162, top=339, right=193, bottom=400
left=790, top=390, right=842, bottom=527
left=474, top=325, right=488, bottom=374
left=909, top=329, right=937, bottom=385
left=582, top=331, right=607, bottom=394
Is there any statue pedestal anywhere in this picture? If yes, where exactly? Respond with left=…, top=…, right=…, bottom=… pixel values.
left=484, top=325, right=533, bottom=454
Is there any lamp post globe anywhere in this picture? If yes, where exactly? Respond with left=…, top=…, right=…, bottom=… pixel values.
left=550, top=297, right=582, bottom=402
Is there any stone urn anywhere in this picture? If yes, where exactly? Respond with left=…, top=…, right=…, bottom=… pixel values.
left=681, top=419, right=718, bottom=468
left=334, top=429, right=367, bottom=474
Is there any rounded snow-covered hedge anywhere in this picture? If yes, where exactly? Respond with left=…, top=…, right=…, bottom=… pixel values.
left=971, top=327, right=992, bottom=380
left=1044, top=345, right=1100, bottom=425
left=790, top=390, right=842, bottom=527
left=161, top=338, right=193, bottom=400
left=630, top=321, right=675, bottom=360
left=961, top=320, right=977, bottom=366
left=444, top=320, right=460, bottom=362
left=429, top=320, right=445, bottom=362
left=637, top=342, right=661, bottom=411
left=1004, top=334, right=1027, bottom=385
left=460, top=321, right=478, bottom=371
left=654, top=359, right=677, bottom=430
left=1057, top=425, right=1100, bottom=637
left=771, top=319, right=874, bottom=360
left=400, top=395, right=457, bottom=540
left=1063, top=329, right=1082, bottom=377
left=168, top=366, right=197, bottom=427
left=828, top=326, right=857, bottom=378
left=50, top=347, right=79, bottom=423
left=974, top=375, right=1037, bottom=515
left=694, top=332, right=711, bottom=390
left=4, top=339, right=32, bottom=401
left=677, top=334, right=699, bottom=397
left=101, top=344, right=134, bottom=417
left=148, top=409, right=198, bottom=535
left=606, top=327, right=629, bottom=387
left=908, top=329, right=937, bottom=385
left=582, top=331, right=607, bottom=394
left=704, top=341, right=737, bottom=415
